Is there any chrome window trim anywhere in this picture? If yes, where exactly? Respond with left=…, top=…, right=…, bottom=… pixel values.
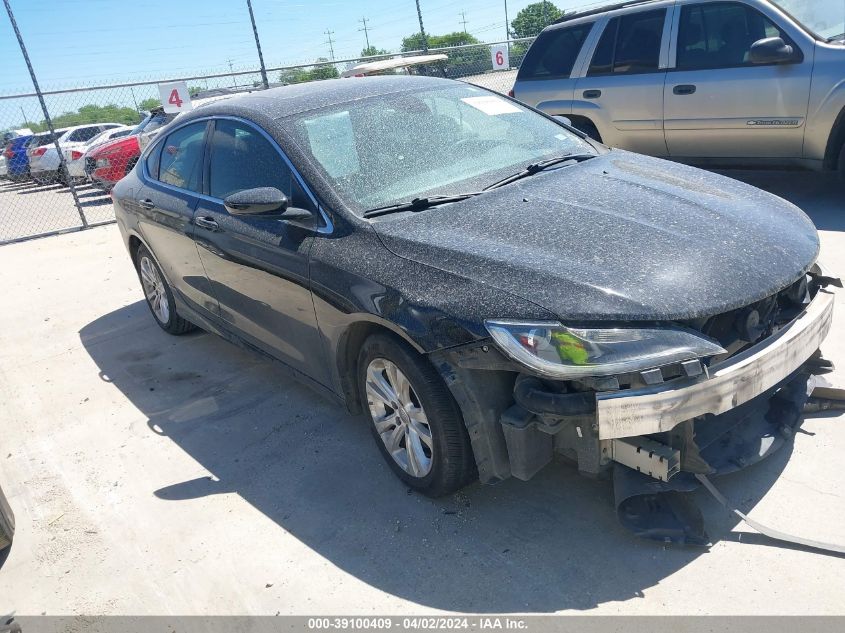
left=140, top=114, right=334, bottom=235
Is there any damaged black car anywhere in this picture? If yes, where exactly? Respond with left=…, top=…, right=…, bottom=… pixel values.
left=112, top=76, right=838, bottom=544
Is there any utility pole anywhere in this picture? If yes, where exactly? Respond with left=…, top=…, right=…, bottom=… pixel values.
left=504, top=0, right=509, bottom=42
left=3, top=0, right=86, bottom=226
left=542, top=0, right=548, bottom=27
left=415, top=0, right=429, bottom=52
left=129, top=86, right=140, bottom=113
left=358, top=17, right=371, bottom=51
left=227, top=59, right=237, bottom=87
left=19, top=106, right=27, bottom=128
left=459, top=11, right=468, bottom=33
left=324, top=29, right=336, bottom=60
left=246, top=0, right=269, bottom=89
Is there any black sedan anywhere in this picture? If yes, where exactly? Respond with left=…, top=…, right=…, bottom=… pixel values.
left=113, top=77, right=836, bottom=542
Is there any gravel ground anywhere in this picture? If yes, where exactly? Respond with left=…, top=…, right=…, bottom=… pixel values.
left=0, top=169, right=843, bottom=616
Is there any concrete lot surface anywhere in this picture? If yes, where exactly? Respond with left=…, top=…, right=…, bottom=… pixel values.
left=0, top=170, right=844, bottom=615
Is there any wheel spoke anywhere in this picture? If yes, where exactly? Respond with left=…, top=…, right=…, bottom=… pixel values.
left=367, top=366, right=398, bottom=407
left=373, top=412, right=399, bottom=434
left=382, top=424, right=405, bottom=453
left=405, top=427, right=428, bottom=476
left=409, top=418, right=433, bottom=449
left=386, top=362, right=410, bottom=403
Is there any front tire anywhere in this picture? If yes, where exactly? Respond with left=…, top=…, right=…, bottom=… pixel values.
left=358, top=334, right=476, bottom=497
left=134, top=245, right=195, bottom=335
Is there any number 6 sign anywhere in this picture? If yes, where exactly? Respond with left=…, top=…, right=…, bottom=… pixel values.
left=490, top=44, right=509, bottom=71
left=158, top=81, right=193, bottom=114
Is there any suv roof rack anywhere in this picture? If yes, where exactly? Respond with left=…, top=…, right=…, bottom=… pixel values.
left=552, top=0, right=663, bottom=25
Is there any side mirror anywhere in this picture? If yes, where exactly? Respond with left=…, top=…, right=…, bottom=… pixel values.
left=224, top=187, right=289, bottom=215
left=749, top=37, right=794, bottom=64
left=554, top=115, right=573, bottom=127
left=224, top=187, right=314, bottom=221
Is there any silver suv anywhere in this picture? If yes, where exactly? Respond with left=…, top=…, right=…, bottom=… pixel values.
left=512, top=0, right=845, bottom=175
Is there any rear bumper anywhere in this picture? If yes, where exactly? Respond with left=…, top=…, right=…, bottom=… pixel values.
left=596, top=289, right=835, bottom=440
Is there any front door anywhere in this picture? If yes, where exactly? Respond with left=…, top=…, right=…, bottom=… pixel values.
left=192, top=118, right=329, bottom=385
left=664, top=1, right=812, bottom=158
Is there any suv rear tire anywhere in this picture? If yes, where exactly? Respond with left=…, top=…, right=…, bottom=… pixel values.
left=358, top=334, right=476, bottom=497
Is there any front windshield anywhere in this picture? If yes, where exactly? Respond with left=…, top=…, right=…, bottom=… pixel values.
left=771, top=0, right=845, bottom=40
left=289, top=84, right=595, bottom=214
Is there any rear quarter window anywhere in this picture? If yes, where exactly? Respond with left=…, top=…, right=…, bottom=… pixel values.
left=517, top=23, right=594, bottom=81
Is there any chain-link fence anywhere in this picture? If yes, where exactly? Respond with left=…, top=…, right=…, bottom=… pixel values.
left=0, top=38, right=533, bottom=245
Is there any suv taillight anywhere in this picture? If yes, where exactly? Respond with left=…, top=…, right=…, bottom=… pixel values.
left=71, top=151, right=83, bottom=161
left=3, top=147, right=12, bottom=159
left=508, top=88, right=515, bottom=98
left=32, top=147, right=48, bottom=157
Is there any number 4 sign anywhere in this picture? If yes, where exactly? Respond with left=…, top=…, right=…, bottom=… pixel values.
left=490, top=44, right=509, bottom=71
left=158, top=81, right=193, bottom=114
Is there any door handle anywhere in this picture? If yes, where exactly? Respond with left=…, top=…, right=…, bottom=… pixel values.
left=138, top=199, right=155, bottom=210
left=673, top=84, right=697, bottom=96
left=194, top=216, right=219, bottom=231
left=583, top=89, right=602, bottom=99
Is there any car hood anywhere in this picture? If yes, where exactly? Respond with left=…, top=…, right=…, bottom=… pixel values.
left=371, top=152, right=820, bottom=321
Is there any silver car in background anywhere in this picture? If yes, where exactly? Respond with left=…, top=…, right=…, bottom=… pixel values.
left=512, top=0, right=845, bottom=175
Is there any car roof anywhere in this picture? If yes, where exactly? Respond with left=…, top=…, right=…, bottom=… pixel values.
left=186, top=75, right=461, bottom=120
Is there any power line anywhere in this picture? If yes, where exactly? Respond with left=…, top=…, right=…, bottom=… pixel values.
left=324, top=29, right=336, bottom=60
left=358, top=17, right=371, bottom=50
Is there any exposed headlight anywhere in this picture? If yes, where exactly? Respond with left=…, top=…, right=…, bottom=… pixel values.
left=484, top=320, right=726, bottom=378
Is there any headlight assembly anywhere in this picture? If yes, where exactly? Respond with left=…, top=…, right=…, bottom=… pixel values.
left=484, top=320, right=726, bottom=379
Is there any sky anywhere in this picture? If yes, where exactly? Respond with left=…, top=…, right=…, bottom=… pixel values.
left=0, top=0, right=592, bottom=93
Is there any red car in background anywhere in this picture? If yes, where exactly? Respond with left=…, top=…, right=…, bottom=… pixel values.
left=86, top=135, right=140, bottom=191
left=86, top=107, right=177, bottom=191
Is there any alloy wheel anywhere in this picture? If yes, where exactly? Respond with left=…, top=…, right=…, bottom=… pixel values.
left=366, top=358, right=434, bottom=478
left=138, top=256, right=170, bottom=324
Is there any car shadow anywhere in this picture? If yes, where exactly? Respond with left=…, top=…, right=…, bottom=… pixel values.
left=716, top=170, right=845, bottom=232
left=77, top=300, right=824, bottom=612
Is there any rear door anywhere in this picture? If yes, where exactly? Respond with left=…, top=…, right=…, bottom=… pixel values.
left=664, top=1, right=812, bottom=158
left=574, top=7, right=672, bottom=155
left=136, top=120, right=219, bottom=315
left=192, top=117, right=328, bottom=384
left=513, top=21, right=597, bottom=115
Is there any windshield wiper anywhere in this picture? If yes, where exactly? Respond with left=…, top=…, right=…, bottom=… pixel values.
left=827, top=32, right=845, bottom=42
left=483, top=153, right=597, bottom=191
left=363, top=193, right=481, bottom=218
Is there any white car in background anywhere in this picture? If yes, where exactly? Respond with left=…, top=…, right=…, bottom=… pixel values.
left=64, top=125, right=134, bottom=180
left=29, top=123, right=123, bottom=184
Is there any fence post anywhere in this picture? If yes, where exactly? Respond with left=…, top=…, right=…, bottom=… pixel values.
left=246, top=0, right=269, bottom=89
left=3, top=0, right=88, bottom=229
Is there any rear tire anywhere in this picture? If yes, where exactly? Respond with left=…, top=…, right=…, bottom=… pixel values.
left=358, top=334, right=476, bottom=497
left=134, top=245, right=196, bottom=335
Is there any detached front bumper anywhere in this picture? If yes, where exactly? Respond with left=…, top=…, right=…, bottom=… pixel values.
left=596, top=289, right=835, bottom=441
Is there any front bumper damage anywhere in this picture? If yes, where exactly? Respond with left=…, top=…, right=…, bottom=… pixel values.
left=435, top=282, right=840, bottom=545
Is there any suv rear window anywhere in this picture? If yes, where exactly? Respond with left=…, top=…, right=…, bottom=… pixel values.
left=517, top=23, right=593, bottom=81
left=588, top=9, right=666, bottom=75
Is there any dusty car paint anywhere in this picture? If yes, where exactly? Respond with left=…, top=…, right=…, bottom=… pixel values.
left=111, top=76, right=835, bottom=543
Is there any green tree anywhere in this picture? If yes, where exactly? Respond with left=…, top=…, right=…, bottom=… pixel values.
left=510, top=1, right=562, bottom=39
left=361, top=45, right=390, bottom=57
left=27, top=103, right=144, bottom=132
left=278, top=59, right=339, bottom=84
left=400, top=31, right=487, bottom=78
left=138, top=97, right=161, bottom=112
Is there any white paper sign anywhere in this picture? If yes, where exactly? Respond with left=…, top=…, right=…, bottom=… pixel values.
left=461, top=96, right=521, bottom=116
left=490, top=44, right=509, bottom=70
left=158, top=81, right=193, bottom=114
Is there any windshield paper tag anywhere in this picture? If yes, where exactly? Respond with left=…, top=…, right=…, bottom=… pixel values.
left=461, top=96, right=521, bottom=116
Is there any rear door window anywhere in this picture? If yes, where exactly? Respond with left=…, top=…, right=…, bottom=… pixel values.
left=157, top=122, right=207, bottom=192
left=676, top=2, right=796, bottom=70
left=67, top=126, right=101, bottom=143
left=588, top=9, right=667, bottom=75
left=517, top=23, right=594, bottom=80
